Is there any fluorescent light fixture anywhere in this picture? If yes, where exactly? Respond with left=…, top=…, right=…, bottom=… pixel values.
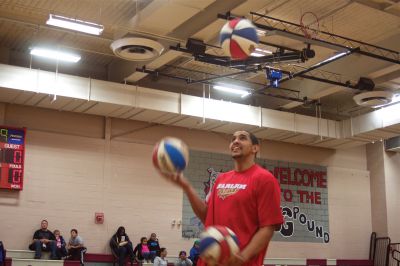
left=393, top=93, right=400, bottom=103
left=30, top=48, right=81, bottom=63
left=214, top=85, right=251, bottom=98
left=46, top=14, right=104, bottom=35
left=256, top=29, right=267, bottom=36
left=251, top=48, right=273, bottom=57
left=320, top=52, right=347, bottom=64
left=255, top=47, right=272, bottom=53
left=250, top=52, right=266, bottom=57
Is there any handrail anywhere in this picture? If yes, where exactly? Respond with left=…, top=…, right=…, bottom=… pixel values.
left=389, top=243, right=400, bottom=266
left=374, top=236, right=391, bottom=266
left=393, top=250, right=400, bottom=261
left=370, top=232, right=377, bottom=260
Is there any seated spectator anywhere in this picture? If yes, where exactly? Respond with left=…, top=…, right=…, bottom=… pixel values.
left=174, top=251, right=192, bottom=266
left=189, top=240, right=200, bottom=266
left=134, top=237, right=151, bottom=263
left=109, top=226, right=135, bottom=266
left=153, top=247, right=168, bottom=266
left=0, top=240, right=5, bottom=265
left=53, top=230, right=67, bottom=259
left=28, top=220, right=57, bottom=259
left=67, top=229, right=85, bottom=261
left=148, top=233, right=161, bottom=262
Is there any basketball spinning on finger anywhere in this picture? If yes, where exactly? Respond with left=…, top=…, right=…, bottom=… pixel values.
left=152, top=137, right=189, bottom=180
left=199, top=225, right=240, bottom=266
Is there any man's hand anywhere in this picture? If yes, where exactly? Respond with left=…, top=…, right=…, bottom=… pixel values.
left=118, top=241, right=128, bottom=246
left=221, top=253, right=246, bottom=266
left=157, top=171, right=189, bottom=189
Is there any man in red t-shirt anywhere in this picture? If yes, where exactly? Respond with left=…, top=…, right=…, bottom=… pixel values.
left=160, top=130, right=283, bottom=266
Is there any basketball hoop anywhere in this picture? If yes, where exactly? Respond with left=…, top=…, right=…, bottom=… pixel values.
left=300, top=12, right=320, bottom=39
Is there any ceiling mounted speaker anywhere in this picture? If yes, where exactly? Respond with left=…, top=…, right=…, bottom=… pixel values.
left=353, top=91, right=393, bottom=107
left=186, top=38, right=206, bottom=55
left=110, top=37, right=164, bottom=61
left=356, top=77, right=375, bottom=91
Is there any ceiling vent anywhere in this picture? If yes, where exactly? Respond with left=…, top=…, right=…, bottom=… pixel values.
left=353, top=90, right=393, bottom=108
left=110, top=37, right=164, bottom=61
left=385, top=136, right=400, bottom=153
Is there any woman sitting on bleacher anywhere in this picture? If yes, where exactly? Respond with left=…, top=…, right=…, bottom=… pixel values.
left=110, top=226, right=135, bottom=266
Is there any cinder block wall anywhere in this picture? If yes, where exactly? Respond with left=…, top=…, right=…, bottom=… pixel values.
left=0, top=104, right=373, bottom=259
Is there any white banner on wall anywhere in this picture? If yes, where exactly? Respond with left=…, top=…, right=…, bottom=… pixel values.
left=182, top=150, right=329, bottom=243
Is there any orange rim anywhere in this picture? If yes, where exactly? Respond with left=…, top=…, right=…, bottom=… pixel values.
left=300, top=12, right=319, bottom=39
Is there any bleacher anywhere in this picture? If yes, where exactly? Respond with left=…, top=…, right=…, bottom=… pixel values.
left=5, top=250, right=372, bottom=266
left=5, top=250, right=174, bottom=266
left=5, top=250, right=62, bottom=266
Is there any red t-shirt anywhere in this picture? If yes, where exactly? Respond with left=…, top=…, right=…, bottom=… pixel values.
left=200, top=164, right=283, bottom=266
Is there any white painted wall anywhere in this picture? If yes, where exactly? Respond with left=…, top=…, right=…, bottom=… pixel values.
left=366, top=142, right=388, bottom=236
left=367, top=141, right=400, bottom=242
left=0, top=103, right=374, bottom=259
left=384, top=150, right=400, bottom=242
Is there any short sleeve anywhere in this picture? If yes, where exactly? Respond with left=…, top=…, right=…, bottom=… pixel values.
left=49, top=232, right=56, bottom=241
left=33, top=230, right=39, bottom=240
left=256, top=174, right=284, bottom=227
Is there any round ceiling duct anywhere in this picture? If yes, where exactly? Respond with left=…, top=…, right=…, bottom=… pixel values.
left=353, top=91, right=393, bottom=107
left=110, top=37, right=164, bottom=61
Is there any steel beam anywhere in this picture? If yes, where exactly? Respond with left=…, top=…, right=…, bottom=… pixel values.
left=248, top=12, right=400, bottom=64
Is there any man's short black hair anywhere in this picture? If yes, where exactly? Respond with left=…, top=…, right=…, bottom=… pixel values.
left=71, top=229, right=78, bottom=234
left=247, top=131, right=259, bottom=145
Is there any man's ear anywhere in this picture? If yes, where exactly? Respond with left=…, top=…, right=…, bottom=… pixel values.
left=253, top=144, right=260, bottom=154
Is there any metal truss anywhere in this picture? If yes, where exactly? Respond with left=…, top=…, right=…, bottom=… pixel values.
left=284, top=64, right=357, bottom=88
left=249, top=12, right=400, bottom=64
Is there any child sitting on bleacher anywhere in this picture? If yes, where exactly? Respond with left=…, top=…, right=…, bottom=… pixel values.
left=134, top=237, right=152, bottom=263
left=53, top=230, right=67, bottom=259
left=153, top=248, right=168, bottom=266
left=67, top=229, right=85, bottom=262
left=148, top=233, right=161, bottom=262
left=174, top=251, right=192, bottom=266
left=189, top=240, right=200, bottom=266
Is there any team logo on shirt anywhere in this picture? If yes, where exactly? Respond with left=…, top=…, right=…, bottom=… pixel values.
left=216, top=183, right=247, bottom=199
